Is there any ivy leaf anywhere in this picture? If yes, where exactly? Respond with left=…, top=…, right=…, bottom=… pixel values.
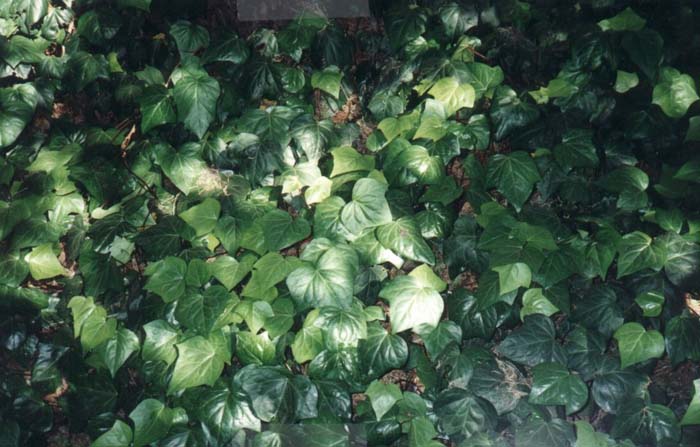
left=614, top=70, right=640, bottom=94
left=611, top=398, right=680, bottom=445
left=661, top=232, right=700, bottom=287
left=0, top=84, right=39, bottom=148
left=139, top=85, right=176, bottom=133
left=235, top=364, right=318, bottom=422
left=311, top=66, right=343, bottom=98
left=497, top=315, right=567, bottom=367
left=439, top=3, right=478, bottom=39
left=428, top=77, right=475, bottom=116
left=490, top=86, right=540, bottom=140
left=92, top=420, right=132, bottom=447
left=652, top=67, right=699, bottom=118
left=172, top=65, right=220, bottom=138
left=236, top=331, right=276, bottom=365
left=291, top=116, right=334, bottom=162
left=521, top=288, right=559, bottom=320
left=516, top=419, right=575, bottom=447
left=597, top=7, right=646, bottom=31
left=144, top=257, right=187, bottom=303
left=260, top=209, right=311, bottom=251
left=492, top=263, right=531, bottom=295
left=24, top=243, right=67, bottom=280
left=68, top=296, right=117, bottom=351
left=366, top=380, right=402, bottom=420
left=291, top=325, right=324, bottom=364
left=554, top=129, right=599, bottom=170
left=379, top=274, right=444, bottom=334
left=97, top=328, right=140, bottom=377
left=376, top=217, right=435, bottom=265
left=681, top=379, right=700, bottom=426
left=408, top=416, right=439, bottom=447
left=463, top=62, right=504, bottom=99
left=175, top=286, right=237, bottom=335
left=434, top=389, right=494, bottom=438
left=341, top=178, right=393, bottom=235
left=396, top=144, right=444, bottom=185
left=142, top=320, right=178, bottom=365
left=129, top=399, right=174, bottom=447
left=635, top=291, right=664, bottom=317
left=358, top=322, right=408, bottom=379
left=614, top=323, right=665, bottom=369
left=195, top=380, right=260, bottom=438
left=529, top=362, right=588, bottom=415
left=179, top=198, right=220, bottom=236
left=170, top=20, right=210, bottom=55
left=572, top=286, right=624, bottom=338
left=486, top=151, right=541, bottom=211
left=616, top=231, right=667, bottom=278
left=286, top=239, right=359, bottom=309
left=622, top=30, right=663, bottom=80
left=330, top=146, right=375, bottom=177
left=665, top=314, right=700, bottom=365
left=168, top=336, right=226, bottom=394
left=158, top=145, right=209, bottom=195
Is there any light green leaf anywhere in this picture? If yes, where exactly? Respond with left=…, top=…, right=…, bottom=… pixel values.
left=379, top=275, right=444, bottom=334
left=614, top=322, right=665, bottom=369
left=376, top=217, right=435, bottom=265
left=168, top=335, right=226, bottom=393
left=311, top=66, right=343, bottom=98
left=652, top=67, right=699, bottom=119
left=614, top=70, right=639, bottom=94
left=97, top=328, right=140, bottom=377
left=341, top=178, right=393, bottom=235
left=236, top=331, right=276, bottom=365
left=408, top=264, right=446, bottom=292
left=176, top=286, right=237, bottom=335
left=68, top=296, right=117, bottom=351
left=291, top=324, right=324, bottom=364
left=260, top=209, right=311, bottom=251
left=144, top=257, right=187, bottom=302
left=598, top=7, right=646, bottom=31
left=521, top=288, right=559, bottom=320
left=92, top=420, right=132, bottom=447
left=142, top=320, right=178, bottom=365
left=681, top=379, right=700, bottom=426
left=286, top=239, right=358, bottom=309
left=428, top=77, right=475, bottom=116
left=330, top=146, right=375, bottom=177
left=179, top=198, right=220, bottom=236
left=674, top=158, right=700, bottom=181
left=0, top=84, right=39, bottom=149
left=574, top=421, right=618, bottom=447
left=492, top=263, right=531, bottom=295
left=24, top=243, right=67, bottom=280
left=366, top=380, right=402, bottom=421
left=129, top=399, right=173, bottom=447
left=158, top=146, right=210, bottom=195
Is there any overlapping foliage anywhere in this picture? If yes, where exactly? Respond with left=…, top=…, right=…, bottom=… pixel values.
left=2, top=0, right=700, bottom=446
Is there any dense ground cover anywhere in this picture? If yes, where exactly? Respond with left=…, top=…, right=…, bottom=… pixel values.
left=1, top=0, right=700, bottom=445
